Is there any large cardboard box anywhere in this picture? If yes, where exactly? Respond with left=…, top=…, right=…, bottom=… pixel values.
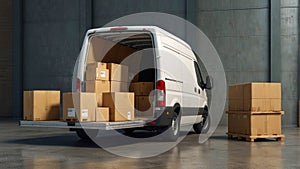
left=86, top=67, right=109, bottom=81
left=85, top=80, right=110, bottom=93
left=62, top=92, right=97, bottom=122
left=228, top=111, right=283, bottom=136
left=111, top=81, right=129, bottom=92
left=23, top=90, right=60, bottom=121
left=228, top=83, right=281, bottom=112
left=228, top=84, right=244, bottom=111
left=243, top=83, right=281, bottom=111
left=135, top=96, right=154, bottom=117
left=107, top=63, right=129, bottom=82
left=129, top=82, right=154, bottom=96
left=103, top=92, right=134, bottom=121
left=95, top=107, right=109, bottom=122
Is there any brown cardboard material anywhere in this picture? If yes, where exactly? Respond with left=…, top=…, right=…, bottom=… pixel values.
left=111, top=81, right=129, bottom=92
left=95, top=107, right=109, bottom=122
left=23, top=90, right=60, bottom=121
left=135, top=96, right=154, bottom=117
left=244, top=83, right=281, bottom=99
left=62, top=92, right=97, bottom=122
left=228, top=84, right=244, bottom=111
left=227, top=111, right=282, bottom=136
left=87, top=62, right=107, bottom=70
left=129, top=82, right=154, bottom=96
left=107, top=63, right=129, bottom=82
left=85, top=80, right=110, bottom=93
left=86, top=67, right=109, bottom=81
left=96, top=93, right=103, bottom=107
left=103, top=92, right=134, bottom=121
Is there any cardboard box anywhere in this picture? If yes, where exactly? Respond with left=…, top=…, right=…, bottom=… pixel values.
left=244, top=83, right=281, bottom=99
left=62, top=92, right=97, bottom=122
left=85, top=80, right=110, bottom=93
left=129, top=82, right=154, bottom=96
left=95, top=107, right=109, bottom=122
left=135, top=96, right=154, bottom=117
left=103, top=92, right=134, bottom=121
left=228, top=111, right=282, bottom=136
left=243, top=83, right=281, bottom=111
left=23, top=90, right=60, bottom=121
left=96, top=93, right=103, bottom=107
left=228, top=83, right=282, bottom=112
left=111, top=81, right=129, bottom=92
left=228, top=84, right=244, bottom=111
left=87, top=62, right=107, bottom=70
left=107, top=63, right=129, bottom=82
left=86, top=67, right=109, bottom=81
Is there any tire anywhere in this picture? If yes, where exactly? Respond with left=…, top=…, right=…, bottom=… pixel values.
left=76, top=129, right=98, bottom=140
left=164, top=114, right=181, bottom=141
left=193, top=115, right=210, bottom=134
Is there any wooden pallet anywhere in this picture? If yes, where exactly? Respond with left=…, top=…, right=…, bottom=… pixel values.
left=227, top=132, right=285, bottom=142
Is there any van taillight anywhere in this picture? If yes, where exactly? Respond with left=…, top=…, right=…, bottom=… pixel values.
left=156, top=80, right=166, bottom=107
left=76, top=78, right=81, bottom=92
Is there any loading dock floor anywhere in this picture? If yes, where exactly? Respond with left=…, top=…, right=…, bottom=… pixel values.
left=0, top=119, right=299, bottom=168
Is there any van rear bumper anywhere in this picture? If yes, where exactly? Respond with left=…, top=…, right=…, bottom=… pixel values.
left=145, top=107, right=208, bottom=127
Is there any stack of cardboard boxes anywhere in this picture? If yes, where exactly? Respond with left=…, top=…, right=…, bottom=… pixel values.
left=62, top=62, right=134, bottom=122
left=130, top=82, right=154, bottom=117
left=228, top=83, right=284, bottom=140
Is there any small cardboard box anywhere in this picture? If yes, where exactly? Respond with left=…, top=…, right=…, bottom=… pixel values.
left=86, top=67, right=109, bottom=81
left=85, top=80, right=110, bottom=93
left=23, top=90, right=60, bottom=121
left=62, top=92, right=97, bottom=122
left=103, top=92, right=134, bottom=121
left=95, top=107, right=109, bottom=122
left=107, top=63, right=129, bottom=82
left=129, top=82, right=154, bottom=96
left=111, top=81, right=129, bottom=92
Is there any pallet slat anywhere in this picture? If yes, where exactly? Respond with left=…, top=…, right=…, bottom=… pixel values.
left=227, top=132, right=284, bottom=142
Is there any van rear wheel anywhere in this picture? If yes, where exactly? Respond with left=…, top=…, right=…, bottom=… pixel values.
left=163, top=114, right=181, bottom=141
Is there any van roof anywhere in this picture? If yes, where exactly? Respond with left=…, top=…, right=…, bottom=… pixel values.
left=87, top=26, right=192, bottom=50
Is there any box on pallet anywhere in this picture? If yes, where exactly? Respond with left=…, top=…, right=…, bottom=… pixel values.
left=23, top=90, right=60, bottom=121
left=227, top=111, right=283, bottom=136
left=103, top=92, right=134, bottom=121
left=228, top=83, right=281, bottom=112
left=62, top=92, right=97, bottom=122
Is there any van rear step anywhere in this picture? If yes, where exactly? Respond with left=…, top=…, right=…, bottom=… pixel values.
left=20, top=120, right=145, bottom=130
left=227, top=132, right=285, bottom=142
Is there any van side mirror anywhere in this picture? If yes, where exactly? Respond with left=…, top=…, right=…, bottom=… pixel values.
left=205, top=76, right=213, bottom=89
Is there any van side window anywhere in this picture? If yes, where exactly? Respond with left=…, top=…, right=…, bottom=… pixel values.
left=194, top=61, right=204, bottom=88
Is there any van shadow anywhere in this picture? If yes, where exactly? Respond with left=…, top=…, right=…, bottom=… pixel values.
left=5, top=131, right=195, bottom=148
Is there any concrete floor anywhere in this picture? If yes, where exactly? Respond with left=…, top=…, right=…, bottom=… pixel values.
left=1, top=120, right=300, bottom=169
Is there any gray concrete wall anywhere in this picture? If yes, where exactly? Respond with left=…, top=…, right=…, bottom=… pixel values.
left=0, top=0, right=13, bottom=117
left=281, top=0, right=299, bottom=127
left=197, top=0, right=270, bottom=125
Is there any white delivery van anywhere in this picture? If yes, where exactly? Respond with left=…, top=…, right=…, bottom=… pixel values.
left=20, top=26, right=212, bottom=141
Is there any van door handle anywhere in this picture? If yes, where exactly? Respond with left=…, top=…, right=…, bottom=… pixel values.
left=194, top=87, right=197, bottom=93
left=198, top=89, right=201, bottom=94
